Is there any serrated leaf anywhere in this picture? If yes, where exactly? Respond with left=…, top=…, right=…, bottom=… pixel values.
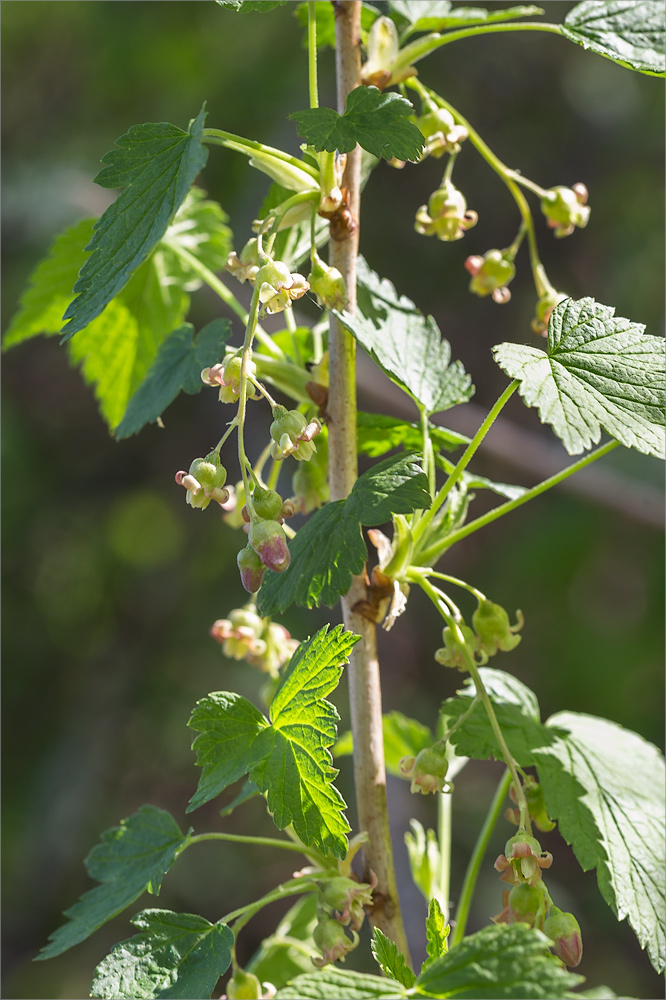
left=61, top=106, right=208, bottom=339
left=536, top=712, right=666, bottom=974
left=90, top=909, right=234, bottom=999
left=358, top=411, right=469, bottom=458
left=114, top=319, right=231, bottom=438
left=159, top=187, right=232, bottom=286
left=371, top=927, right=416, bottom=988
left=416, top=922, right=582, bottom=998
left=424, top=898, right=449, bottom=970
left=389, top=2, right=543, bottom=36
left=562, top=0, right=665, bottom=76
left=275, top=968, right=407, bottom=999
left=290, top=87, right=424, bottom=161
left=37, top=806, right=188, bottom=960
left=248, top=625, right=358, bottom=857
left=336, top=711, right=434, bottom=776
left=257, top=454, right=429, bottom=614
left=494, top=297, right=665, bottom=458
left=187, top=693, right=268, bottom=812
left=335, top=257, right=473, bottom=416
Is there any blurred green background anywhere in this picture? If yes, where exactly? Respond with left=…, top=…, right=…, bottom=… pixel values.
left=2, top=2, right=664, bottom=998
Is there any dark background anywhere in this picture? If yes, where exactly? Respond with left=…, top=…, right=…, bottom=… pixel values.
left=2, top=2, right=664, bottom=998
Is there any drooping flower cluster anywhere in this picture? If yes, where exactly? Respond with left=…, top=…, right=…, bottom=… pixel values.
left=415, top=180, right=478, bottom=242
left=312, top=872, right=377, bottom=967
left=210, top=603, right=298, bottom=677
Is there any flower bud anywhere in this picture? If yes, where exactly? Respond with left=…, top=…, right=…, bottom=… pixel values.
left=531, top=289, right=568, bottom=336
left=399, top=745, right=450, bottom=795
left=361, top=17, right=400, bottom=90
left=307, top=251, right=348, bottom=311
left=201, top=353, right=257, bottom=404
left=270, top=405, right=321, bottom=462
left=415, top=107, right=468, bottom=158
left=247, top=620, right=298, bottom=676
left=210, top=605, right=265, bottom=661
left=226, top=970, right=264, bottom=999
left=540, top=184, right=590, bottom=238
left=415, top=180, right=478, bottom=242
left=494, top=833, right=553, bottom=886
left=226, top=238, right=261, bottom=283
left=315, top=873, right=376, bottom=932
left=312, top=917, right=358, bottom=967
left=237, top=544, right=266, bottom=593
left=544, top=907, right=583, bottom=967
left=472, top=599, right=523, bottom=658
left=249, top=519, right=291, bottom=572
left=465, top=249, right=515, bottom=302
left=507, top=883, right=545, bottom=927
left=175, top=454, right=229, bottom=510
left=252, top=486, right=284, bottom=522
left=506, top=775, right=556, bottom=833
left=434, top=624, right=481, bottom=670
left=256, top=262, right=309, bottom=315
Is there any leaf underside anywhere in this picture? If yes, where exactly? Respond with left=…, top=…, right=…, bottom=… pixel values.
left=562, top=0, right=665, bottom=76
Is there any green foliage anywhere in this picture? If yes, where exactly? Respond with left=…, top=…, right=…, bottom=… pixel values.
left=217, top=0, right=287, bottom=10
left=114, top=319, right=231, bottom=438
left=415, top=922, right=583, bottom=998
left=61, top=107, right=208, bottom=339
left=335, top=257, right=474, bottom=416
left=290, top=87, right=425, bottom=161
left=562, top=0, right=665, bottom=77
left=335, top=710, right=434, bottom=776
left=37, top=806, right=188, bottom=960
left=275, top=968, right=406, bottom=999
left=371, top=928, right=416, bottom=988
left=189, top=626, right=358, bottom=857
left=89, top=909, right=234, bottom=1000
left=247, top=895, right=319, bottom=988
left=389, top=1, right=543, bottom=36
left=257, top=453, right=430, bottom=614
left=357, top=411, right=469, bottom=458
left=493, top=297, right=666, bottom=458
left=295, top=2, right=380, bottom=49
left=423, top=898, right=449, bottom=970
left=405, top=819, right=444, bottom=906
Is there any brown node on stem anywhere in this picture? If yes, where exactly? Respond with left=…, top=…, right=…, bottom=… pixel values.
left=352, top=566, right=394, bottom=623
left=319, top=187, right=358, bottom=242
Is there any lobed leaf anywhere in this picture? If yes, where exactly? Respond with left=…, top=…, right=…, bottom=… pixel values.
left=37, top=806, right=188, bottom=960
left=290, top=87, right=425, bottom=161
left=423, top=898, right=449, bottom=971
left=389, top=1, right=543, bottom=36
left=114, top=319, right=231, bottom=438
left=493, top=297, right=666, bottom=458
left=335, top=257, right=473, bottom=416
left=357, top=411, right=469, bottom=458
left=90, top=909, right=234, bottom=999
left=275, top=968, right=406, bottom=999
left=562, top=0, right=665, bottom=77
left=61, top=107, right=208, bottom=339
left=416, top=922, right=583, bottom=998
left=371, top=927, right=416, bottom=988
left=257, top=453, right=429, bottom=614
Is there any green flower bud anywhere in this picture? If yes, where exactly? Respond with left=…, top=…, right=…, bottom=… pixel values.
left=226, top=970, right=264, bottom=999
left=415, top=180, right=478, bottom=242
left=472, top=599, right=523, bottom=657
left=465, top=249, right=515, bottom=302
left=415, top=107, right=468, bottom=158
left=270, top=405, right=321, bottom=462
left=540, top=183, right=590, bottom=238
left=544, top=907, right=583, bottom=967
left=434, top=624, right=480, bottom=670
left=307, top=251, right=347, bottom=311
left=175, top=453, right=229, bottom=511
left=495, top=833, right=553, bottom=886
left=312, top=916, right=358, bottom=967
left=399, top=745, right=450, bottom=795
left=252, top=486, right=284, bottom=521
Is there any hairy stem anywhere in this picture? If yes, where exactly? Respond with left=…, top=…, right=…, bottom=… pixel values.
left=328, top=0, right=410, bottom=959
left=450, top=768, right=513, bottom=948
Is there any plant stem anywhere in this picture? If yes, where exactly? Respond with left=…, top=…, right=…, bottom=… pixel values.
left=308, top=1, right=319, bottom=109
left=223, top=878, right=318, bottom=928
left=418, top=440, right=620, bottom=565
left=450, top=768, right=512, bottom=948
left=393, top=22, right=563, bottom=76
left=237, top=286, right=261, bottom=518
left=203, top=128, right=320, bottom=179
left=328, top=0, right=410, bottom=960
left=412, top=381, right=519, bottom=549
left=188, top=831, right=314, bottom=855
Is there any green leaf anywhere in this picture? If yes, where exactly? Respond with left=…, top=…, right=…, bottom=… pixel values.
left=159, top=187, right=232, bottom=286
left=493, top=297, right=666, bottom=458
left=187, top=693, right=269, bottom=812
left=114, top=319, right=231, bottom=438
left=257, top=453, right=430, bottom=614
left=61, top=106, right=208, bottom=339
left=335, top=711, right=434, bottom=777
left=358, top=412, right=469, bottom=458
left=389, top=2, right=543, bottom=36
left=405, top=819, right=443, bottom=907
left=371, top=927, right=416, bottom=988
left=423, top=898, right=449, bottom=971
left=89, top=909, right=234, bottom=999
left=335, top=257, right=474, bottom=416
left=248, top=625, right=359, bottom=857
left=417, top=923, right=583, bottom=998
left=290, top=87, right=425, bottom=161
left=37, top=806, right=188, bottom=960
left=216, top=0, right=287, bottom=10
left=536, top=712, right=666, bottom=974
left=562, top=0, right=665, bottom=76
left=275, top=968, right=407, bottom=999
left=218, top=779, right=259, bottom=817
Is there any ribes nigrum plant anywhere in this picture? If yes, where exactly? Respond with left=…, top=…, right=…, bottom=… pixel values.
left=4, top=2, right=665, bottom=999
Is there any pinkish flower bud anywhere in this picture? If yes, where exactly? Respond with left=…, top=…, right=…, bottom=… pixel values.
left=312, top=917, right=358, bottom=968
left=248, top=519, right=290, bottom=573
left=494, top=833, right=553, bottom=886
left=315, top=873, right=377, bottom=932
left=544, top=907, right=583, bottom=967
left=226, top=238, right=261, bottom=283
left=464, top=249, right=515, bottom=302
left=399, top=745, right=450, bottom=795
left=201, top=353, right=257, bottom=404
left=246, top=620, right=298, bottom=677
left=237, top=544, right=266, bottom=593
left=472, top=599, right=523, bottom=657
left=210, top=605, right=265, bottom=661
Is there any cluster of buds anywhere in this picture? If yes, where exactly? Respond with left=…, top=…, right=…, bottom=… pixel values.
left=237, top=486, right=294, bottom=593
left=505, top=776, right=555, bottom=833
left=399, top=744, right=452, bottom=795
left=415, top=106, right=469, bottom=159
left=201, top=351, right=258, bottom=404
left=210, top=603, right=298, bottom=677
left=270, top=405, right=322, bottom=462
left=174, top=452, right=229, bottom=511
left=312, top=872, right=376, bottom=967
left=465, top=249, right=516, bottom=303
left=415, top=181, right=478, bottom=242
left=361, top=16, right=416, bottom=90
left=256, top=260, right=309, bottom=316
left=540, top=184, right=590, bottom=238
left=307, top=249, right=347, bottom=311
